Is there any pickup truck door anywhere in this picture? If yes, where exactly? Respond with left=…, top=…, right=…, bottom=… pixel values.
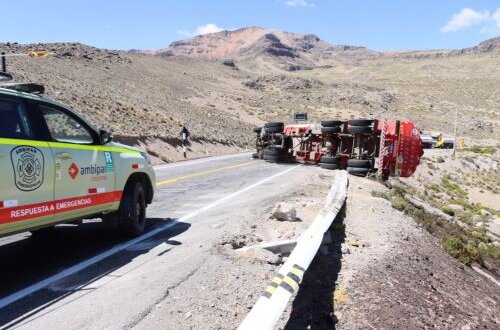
left=36, top=103, right=117, bottom=222
left=0, top=97, right=55, bottom=236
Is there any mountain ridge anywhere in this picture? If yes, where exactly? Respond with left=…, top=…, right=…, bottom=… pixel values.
left=147, top=26, right=499, bottom=60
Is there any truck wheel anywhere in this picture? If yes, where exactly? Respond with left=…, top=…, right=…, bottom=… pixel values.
left=263, top=155, right=280, bottom=163
left=120, top=180, right=146, bottom=237
left=348, top=119, right=373, bottom=126
left=263, top=148, right=281, bottom=156
left=321, top=120, right=343, bottom=127
left=321, top=126, right=342, bottom=134
left=347, top=159, right=372, bottom=168
left=253, top=127, right=262, bottom=134
left=348, top=126, right=372, bottom=134
left=320, top=155, right=341, bottom=164
left=320, top=163, right=340, bottom=170
left=264, top=122, right=284, bottom=128
left=264, top=126, right=283, bottom=134
left=347, top=167, right=370, bottom=176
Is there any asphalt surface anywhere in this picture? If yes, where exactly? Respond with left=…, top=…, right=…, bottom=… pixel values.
left=0, top=153, right=310, bottom=329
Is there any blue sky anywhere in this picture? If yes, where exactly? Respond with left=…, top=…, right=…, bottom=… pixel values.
left=3, top=0, right=499, bottom=51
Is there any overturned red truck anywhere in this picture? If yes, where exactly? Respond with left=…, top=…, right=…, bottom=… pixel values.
left=253, top=119, right=423, bottom=180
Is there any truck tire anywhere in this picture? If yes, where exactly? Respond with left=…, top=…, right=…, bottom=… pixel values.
left=264, top=126, right=283, bottom=134
left=253, top=127, right=262, bottom=134
left=348, top=119, right=373, bottom=126
left=120, top=180, right=146, bottom=237
left=348, top=126, right=372, bottom=134
left=321, top=126, right=342, bottom=134
left=263, top=148, right=281, bottom=156
left=321, top=120, right=343, bottom=127
left=320, top=163, right=340, bottom=170
left=264, top=121, right=284, bottom=128
left=263, top=155, right=280, bottom=163
left=347, top=167, right=370, bottom=176
left=347, top=159, right=372, bottom=168
left=320, top=155, right=341, bottom=164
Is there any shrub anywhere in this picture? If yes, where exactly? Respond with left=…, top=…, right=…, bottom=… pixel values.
left=441, top=175, right=466, bottom=196
left=390, top=195, right=408, bottom=212
left=440, top=205, right=455, bottom=216
left=441, top=236, right=477, bottom=266
left=466, top=145, right=497, bottom=155
left=371, top=190, right=390, bottom=200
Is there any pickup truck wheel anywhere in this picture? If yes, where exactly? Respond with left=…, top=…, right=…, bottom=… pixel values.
left=347, top=167, right=370, bottom=176
left=120, top=180, right=146, bottom=237
left=320, top=163, right=340, bottom=170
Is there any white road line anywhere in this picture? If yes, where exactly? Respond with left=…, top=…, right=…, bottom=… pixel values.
left=0, top=164, right=299, bottom=310
left=154, top=152, right=252, bottom=171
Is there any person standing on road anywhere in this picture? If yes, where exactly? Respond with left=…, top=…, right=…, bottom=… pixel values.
left=180, top=125, right=190, bottom=158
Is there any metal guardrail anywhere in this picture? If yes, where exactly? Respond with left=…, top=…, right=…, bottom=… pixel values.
left=239, top=170, right=349, bottom=330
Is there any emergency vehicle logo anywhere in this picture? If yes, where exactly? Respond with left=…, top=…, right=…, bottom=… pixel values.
left=10, top=146, right=44, bottom=191
left=68, top=162, right=79, bottom=180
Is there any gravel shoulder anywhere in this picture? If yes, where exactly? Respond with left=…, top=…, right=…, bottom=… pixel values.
left=137, top=168, right=500, bottom=330
left=135, top=168, right=334, bottom=329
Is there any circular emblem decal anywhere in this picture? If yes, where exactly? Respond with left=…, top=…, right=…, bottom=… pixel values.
left=11, top=146, right=45, bottom=191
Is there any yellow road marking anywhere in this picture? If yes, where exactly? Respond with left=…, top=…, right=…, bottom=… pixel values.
left=156, top=161, right=257, bottom=186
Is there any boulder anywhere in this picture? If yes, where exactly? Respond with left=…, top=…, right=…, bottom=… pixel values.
left=271, top=203, right=299, bottom=222
left=236, top=247, right=282, bottom=265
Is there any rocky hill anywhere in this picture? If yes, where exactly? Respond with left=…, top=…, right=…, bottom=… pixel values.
left=154, top=26, right=375, bottom=63
left=1, top=28, right=498, bottom=163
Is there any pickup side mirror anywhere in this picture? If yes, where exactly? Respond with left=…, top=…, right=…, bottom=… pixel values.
left=0, top=72, right=13, bottom=82
left=99, top=129, right=112, bottom=144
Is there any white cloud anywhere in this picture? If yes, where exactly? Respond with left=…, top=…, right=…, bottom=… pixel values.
left=285, top=0, right=315, bottom=8
left=195, top=23, right=225, bottom=35
left=441, top=7, right=500, bottom=33
left=176, top=23, right=226, bottom=38
left=493, top=8, right=500, bottom=27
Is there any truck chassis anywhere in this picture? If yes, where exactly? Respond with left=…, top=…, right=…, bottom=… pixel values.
left=254, top=119, right=423, bottom=179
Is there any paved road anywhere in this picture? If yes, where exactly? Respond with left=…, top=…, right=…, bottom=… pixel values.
left=0, top=153, right=312, bottom=329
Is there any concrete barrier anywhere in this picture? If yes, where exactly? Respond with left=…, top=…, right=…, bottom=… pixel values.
left=239, top=170, right=349, bottom=330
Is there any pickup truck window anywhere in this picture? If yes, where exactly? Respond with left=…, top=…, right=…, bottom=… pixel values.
left=0, top=99, right=31, bottom=139
left=40, top=105, right=93, bottom=144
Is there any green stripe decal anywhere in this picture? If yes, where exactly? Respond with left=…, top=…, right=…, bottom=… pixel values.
left=0, top=138, right=140, bottom=154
